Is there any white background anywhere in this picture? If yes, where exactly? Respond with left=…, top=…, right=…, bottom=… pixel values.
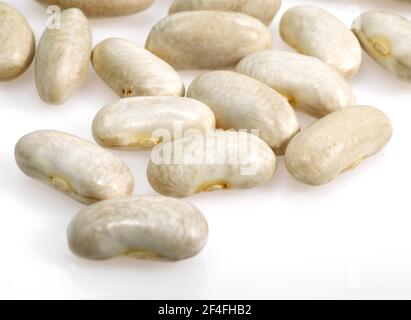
left=1, top=0, right=410, bottom=300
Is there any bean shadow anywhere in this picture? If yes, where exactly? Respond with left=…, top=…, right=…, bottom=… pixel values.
left=57, top=249, right=210, bottom=299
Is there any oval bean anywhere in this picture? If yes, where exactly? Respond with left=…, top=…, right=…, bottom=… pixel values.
left=147, top=130, right=276, bottom=197
left=285, top=106, right=392, bottom=186
left=92, top=96, right=216, bottom=150
left=67, top=195, right=208, bottom=261
left=35, top=0, right=154, bottom=17
left=0, top=3, right=35, bottom=81
left=92, top=38, right=185, bottom=98
left=145, top=11, right=272, bottom=70
left=169, top=0, right=281, bottom=26
left=35, top=8, right=92, bottom=104
left=187, top=71, right=300, bottom=155
left=352, top=11, right=411, bottom=81
left=236, top=50, right=356, bottom=118
left=280, top=5, right=362, bottom=78
left=15, top=130, right=134, bottom=204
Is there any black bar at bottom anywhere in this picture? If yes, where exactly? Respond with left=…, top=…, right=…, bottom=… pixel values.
left=0, top=300, right=408, bottom=318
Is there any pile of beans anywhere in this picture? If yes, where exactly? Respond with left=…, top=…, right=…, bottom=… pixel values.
left=2, top=0, right=406, bottom=262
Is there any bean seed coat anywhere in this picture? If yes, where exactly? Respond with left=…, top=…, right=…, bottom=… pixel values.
left=0, top=2, right=35, bottom=81
left=352, top=11, right=411, bottom=81
left=92, top=96, right=216, bottom=150
left=92, top=38, right=185, bottom=98
left=169, top=0, right=282, bottom=26
left=145, top=11, right=272, bottom=70
left=187, top=71, right=300, bottom=155
left=35, top=8, right=92, bottom=104
left=15, top=130, right=134, bottom=204
left=236, top=50, right=356, bottom=118
left=147, top=130, right=276, bottom=197
left=280, top=5, right=362, bottom=78
left=36, top=0, right=154, bottom=17
left=68, top=195, right=208, bottom=261
left=285, top=106, right=392, bottom=185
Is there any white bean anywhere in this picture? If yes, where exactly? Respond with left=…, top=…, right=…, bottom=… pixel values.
left=145, top=11, right=272, bottom=70
left=285, top=106, right=392, bottom=185
left=0, top=3, right=35, bottom=81
left=92, top=96, right=216, bottom=150
left=15, top=130, right=134, bottom=204
left=280, top=5, right=362, bottom=78
left=187, top=71, right=300, bottom=155
left=352, top=11, right=411, bottom=81
left=147, top=130, right=276, bottom=197
left=169, top=0, right=281, bottom=26
left=92, top=38, right=185, bottom=98
left=236, top=50, right=356, bottom=118
left=35, top=9, right=92, bottom=104
left=35, top=0, right=154, bottom=17
left=67, top=195, right=208, bottom=261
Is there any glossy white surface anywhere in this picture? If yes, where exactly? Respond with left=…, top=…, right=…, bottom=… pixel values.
left=1, top=0, right=410, bottom=299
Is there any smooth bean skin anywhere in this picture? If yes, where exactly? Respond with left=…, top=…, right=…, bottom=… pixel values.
left=92, top=38, right=185, bottom=98
left=67, top=195, right=208, bottom=261
left=169, top=0, right=282, bottom=26
left=352, top=11, right=411, bottom=81
left=0, top=2, right=35, bottom=81
left=92, top=96, right=216, bottom=150
left=35, top=8, right=92, bottom=104
left=15, top=130, right=134, bottom=204
left=285, top=106, right=392, bottom=186
left=147, top=130, right=277, bottom=197
left=280, top=5, right=362, bottom=78
left=145, top=11, right=272, bottom=70
left=187, top=71, right=300, bottom=155
left=35, top=0, right=154, bottom=17
left=236, top=50, right=356, bottom=118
